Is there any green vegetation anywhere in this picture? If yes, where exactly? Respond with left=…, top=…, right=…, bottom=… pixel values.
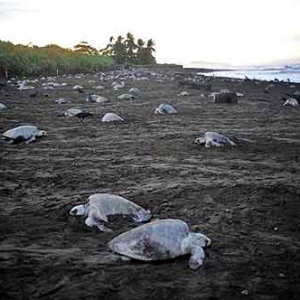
left=100, top=32, right=156, bottom=65
left=0, top=40, right=113, bottom=78
left=0, top=33, right=157, bottom=77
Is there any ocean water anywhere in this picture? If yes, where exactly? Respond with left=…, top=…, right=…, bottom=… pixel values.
left=198, top=67, right=300, bottom=83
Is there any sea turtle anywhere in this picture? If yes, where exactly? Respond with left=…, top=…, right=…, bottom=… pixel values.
left=64, top=108, right=83, bottom=117
left=108, top=219, right=211, bottom=270
left=283, top=98, right=298, bottom=107
left=194, top=131, right=236, bottom=148
left=155, top=104, right=177, bottom=114
left=69, top=193, right=151, bottom=232
left=178, top=91, right=190, bottom=97
left=55, top=97, right=68, bottom=104
left=117, top=94, right=135, bottom=100
left=0, top=103, right=7, bottom=110
left=3, top=125, right=47, bottom=144
left=101, top=112, right=124, bottom=122
left=86, top=94, right=108, bottom=103
left=129, top=87, right=141, bottom=94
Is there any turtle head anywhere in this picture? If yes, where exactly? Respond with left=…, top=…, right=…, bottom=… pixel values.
left=185, top=232, right=211, bottom=270
left=189, top=232, right=211, bottom=248
left=194, top=136, right=205, bottom=145
left=37, top=130, right=47, bottom=137
left=69, top=204, right=87, bottom=217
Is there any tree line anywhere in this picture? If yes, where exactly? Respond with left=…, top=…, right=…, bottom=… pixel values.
left=0, top=33, right=156, bottom=77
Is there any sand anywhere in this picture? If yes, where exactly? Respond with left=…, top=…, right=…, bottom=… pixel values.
left=0, top=72, right=300, bottom=299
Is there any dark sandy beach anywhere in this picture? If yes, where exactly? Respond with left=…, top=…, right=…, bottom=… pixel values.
left=0, top=70, right=300, bottom=300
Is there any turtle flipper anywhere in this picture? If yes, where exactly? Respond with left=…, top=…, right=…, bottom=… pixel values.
left=96, top=224, right=113, bottom=233
left=85, top=216, right=97, bottom=227
left=26, top=136, right=36, bottom=144
left=188, top=246, right=205, bottom=270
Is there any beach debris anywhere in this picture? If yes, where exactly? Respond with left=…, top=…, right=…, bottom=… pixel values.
left=108, top=219, right=211, bottom=270
left=155, top=104, right=178, bottom=114
left=209, top=92, right=238, bottom=104
left=69, top=193, right=151, bottom=232
left=283, top=98, right=299, bottom=107
left=194, top=131, right=236, bottom=148
left=117, top=93, right=135, bottom=100
left=64, top=108, right=83, bottom=117
left=101, top=112, right=124, bottom=122
left=3, top=125, right=46, bottom=144
left=55, top=97, right=68, bottom=104
left=178, top=91, right=190, bottom=97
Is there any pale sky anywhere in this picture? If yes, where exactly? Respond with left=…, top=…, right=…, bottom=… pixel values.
left=0, top=0, right=300, bottom=66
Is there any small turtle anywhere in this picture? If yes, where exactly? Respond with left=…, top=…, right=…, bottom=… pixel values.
left=178, top=91, right=190, bottom=97
left=55, top=97, right=68, bottom=104
left=101, top=112, right=124, bottom=122
left=112, top=82, right=125, bottom=90
left=69, top=193, right=151, bottom=232
left=86, top=94, right=108, bottom=104
left=155, top=104, right=177, bottom=114
left=194, top=131, right=236, bottom=148
left=129, top=88, right=141, bottom=94
left=117, top=94, right=135, bottom=100
left=3, top=125, right=47, bottom=144
left=0, top=103, right=7, bottom=110
left=108, top=219, right=211, bottom=270
left=64, top=108, right=83, bottom=117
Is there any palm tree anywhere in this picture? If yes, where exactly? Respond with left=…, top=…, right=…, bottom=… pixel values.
left=112, top=36, right=126, bottom=65
left=146, top=39, right=155, bottom=52
left=125, top=32, right=137, bottom=63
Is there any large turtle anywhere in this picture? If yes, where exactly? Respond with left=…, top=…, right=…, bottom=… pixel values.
left=69, top=193, right=151, bottom=232
left=3, top=125, right=47, bottom=144
left=108, top=219, right=211, bottom=270
left=194, top=131, right=236, bottom=148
